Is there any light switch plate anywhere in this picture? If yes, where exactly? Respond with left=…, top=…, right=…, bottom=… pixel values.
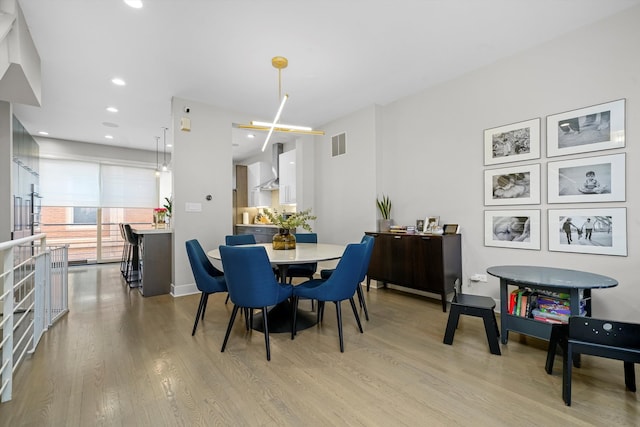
left=185, top=202, right=201, bottom=212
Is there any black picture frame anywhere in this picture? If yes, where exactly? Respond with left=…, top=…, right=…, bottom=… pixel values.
left=442, top=224, right=459, bottom=234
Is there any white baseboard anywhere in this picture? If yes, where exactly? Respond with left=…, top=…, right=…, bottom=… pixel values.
left=171, top=282, right=199, bottom=298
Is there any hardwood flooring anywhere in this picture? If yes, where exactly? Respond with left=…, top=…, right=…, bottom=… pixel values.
left=0, top=264, right=637, bottom=426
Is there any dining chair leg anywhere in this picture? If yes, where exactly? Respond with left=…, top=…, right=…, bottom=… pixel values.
left=225, top=294, right=230, bottom=304
left=244, top=308, right=250, bottom=330
left=317, top=301, right=325, bottom=323
left=356, top=285, right=369, bottom=321
left=349, top=297, right=364, bottom=333
left=192, top=292, right=206, bottom=336
left=221, top=305, right=240, bottom=353
left=291, top=297, right=299, bottom=340
left=201, top=293, right=209, bottom=321
left=335, top=301, right=344, bottom=352
left=262, top=307, right=271, bottom=361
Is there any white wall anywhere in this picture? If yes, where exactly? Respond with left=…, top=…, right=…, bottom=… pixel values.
left=316, top=6, right=639, bottom=320
left=171, top=97, right=235, bottom=295
left=0, top=102, right=12, bottom=241
left=312, top=105, right=379, bottom=244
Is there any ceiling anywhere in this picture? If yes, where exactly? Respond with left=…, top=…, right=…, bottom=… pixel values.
left=12, top=0, right=640, bottom=162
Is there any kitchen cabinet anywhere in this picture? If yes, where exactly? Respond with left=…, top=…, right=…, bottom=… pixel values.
left=247, top=161, right=272, bottom=207
left=235, top=225, right=279, bottom=243
left=279, top=149, right=296, bottom=205
left=365, top=232, right=462, bottom=312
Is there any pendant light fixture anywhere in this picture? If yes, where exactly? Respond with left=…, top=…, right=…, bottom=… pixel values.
left=155, top=136, right=161, bottom=176
left=161, top=127, right=168, bottom=171
left=239, top=56, right=324, bottom=152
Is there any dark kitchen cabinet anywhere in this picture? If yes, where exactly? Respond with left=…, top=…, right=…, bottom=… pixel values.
left=365, top=232, right=462, bottom=312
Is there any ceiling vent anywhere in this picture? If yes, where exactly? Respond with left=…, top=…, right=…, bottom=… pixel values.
left=331, top=132, right=346, bottom=157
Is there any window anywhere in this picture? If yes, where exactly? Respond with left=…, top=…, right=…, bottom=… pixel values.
left=73, top=207, right=97, bottom=224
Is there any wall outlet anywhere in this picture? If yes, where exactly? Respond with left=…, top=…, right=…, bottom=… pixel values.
left=470, top=274, right=488, bottom=282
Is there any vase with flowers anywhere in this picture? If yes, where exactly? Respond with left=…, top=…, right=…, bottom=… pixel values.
left=263, top=208, right=317, bottom=250
left=153, top=207, right=167, bottom=228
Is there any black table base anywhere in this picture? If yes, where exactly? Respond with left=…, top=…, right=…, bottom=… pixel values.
left=251, top=299, right=317, bottom=333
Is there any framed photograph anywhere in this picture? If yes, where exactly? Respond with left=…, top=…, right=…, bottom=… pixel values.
left=546, top=99, right=625, bottom=157
left=548, top=208, right=627, bottom=256
left=484, top=164, right=541, bottom=206
left=424, top=216, right=440, bottom=233
left=416, top=219, right=425, bottom=232
left=484, top=210, right=541, bottom=250
left=547, top=153, right=625, bottom=203
left=443, top=224, right=459, bottom=234
left=484, top=118, right=540, bottom=165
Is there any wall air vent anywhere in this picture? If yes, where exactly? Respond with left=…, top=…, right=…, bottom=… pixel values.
left=331, top=132, right=346, bottom=157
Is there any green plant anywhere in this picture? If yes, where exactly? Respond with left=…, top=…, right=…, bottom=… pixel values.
left=376, top=195, right=391, bottom=220
left=163, top=197, right=172, bottom=217
left=263, top=208, right=317, bottom=232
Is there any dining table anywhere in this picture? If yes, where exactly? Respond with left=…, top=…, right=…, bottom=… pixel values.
left=208, top=242, right=346, bottom=333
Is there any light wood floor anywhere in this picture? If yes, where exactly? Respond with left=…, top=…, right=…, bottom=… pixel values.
left=1, top=264, right=637, bottom=426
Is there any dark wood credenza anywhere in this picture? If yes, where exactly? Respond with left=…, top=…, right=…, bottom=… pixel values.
left=365, top=232, right=462, bottom=312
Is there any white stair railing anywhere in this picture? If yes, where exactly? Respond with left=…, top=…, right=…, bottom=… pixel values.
left=0, top=234, right=69, bottom=403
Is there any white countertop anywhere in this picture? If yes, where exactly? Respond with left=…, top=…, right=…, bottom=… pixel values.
left=235, top=223, right=278, bottom=228
left=132, top=227, right=173, bottom=234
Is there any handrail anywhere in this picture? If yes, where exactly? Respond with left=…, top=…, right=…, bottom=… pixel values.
left=0, top=233, right=46, bottom=251
left=0, top=234, right=69, bottom=403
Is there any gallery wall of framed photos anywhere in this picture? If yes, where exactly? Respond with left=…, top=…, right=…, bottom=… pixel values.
left=482, top=99, right=627, bottom=256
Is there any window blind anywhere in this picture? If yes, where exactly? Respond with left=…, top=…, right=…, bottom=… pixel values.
left=40, top=159, right=157, bottom=208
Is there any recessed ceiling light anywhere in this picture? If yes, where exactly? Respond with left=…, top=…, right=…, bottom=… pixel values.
left=105, top=135, right=114, bottom=139
left=166, top=143, right=173, bottom=148
left=124, top=0, right=143, bottom=9
left=248, top=134, right=255, bottom=139
left=38, top=131, right=49, bottom=136
left=106, top=106, right=118, bottom=113
left=111, top=77, right=126, bottom=86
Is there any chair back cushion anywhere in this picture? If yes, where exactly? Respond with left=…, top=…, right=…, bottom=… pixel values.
left=359, top=235, right=375, bottom=282
left=123, top=224, right=138, bottom=245
left=219, top=245, right=293, bottom=307
left=569, top=317, right=640, bottom=349
left=293, top=233, right=317, bottom=243
left=225, top=234, right=256, bottom=246
left=294, top=242, right=367, bottom=302
left=185, top=239, right=226, bottom=293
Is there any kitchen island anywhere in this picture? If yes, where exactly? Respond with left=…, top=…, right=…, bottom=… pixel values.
left=132, top=227, right=173, bottom=297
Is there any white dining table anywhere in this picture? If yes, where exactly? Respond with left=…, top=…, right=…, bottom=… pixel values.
left=208, top=243, right=345, bottom=283
left=208, top=242, right=346, bottom=333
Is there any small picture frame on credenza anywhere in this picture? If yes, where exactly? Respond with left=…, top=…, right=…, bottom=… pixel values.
left=443, top=224, right=459, bottom=234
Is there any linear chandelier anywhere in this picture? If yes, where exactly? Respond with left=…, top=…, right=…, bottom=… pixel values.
left=240, top=56, right=324, bottom=151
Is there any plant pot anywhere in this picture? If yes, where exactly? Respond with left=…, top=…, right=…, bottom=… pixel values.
left=378, top=219, right=392, bottom=232
left=272, top=228, right=296, bottom=250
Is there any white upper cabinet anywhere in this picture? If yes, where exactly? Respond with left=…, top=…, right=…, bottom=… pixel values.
left=279, top=149, right=296, bottom=205
left=247, top=161, right=272, bottom=207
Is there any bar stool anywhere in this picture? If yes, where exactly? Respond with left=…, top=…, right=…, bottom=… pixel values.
left=119, top=223, right=130, bottom=277
left=122, top=224, right=141, bottom=286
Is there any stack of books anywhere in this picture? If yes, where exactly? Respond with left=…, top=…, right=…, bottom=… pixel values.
left=389, top=225, right=407, bottom=233
left=507, top=288, right=586, bottom=324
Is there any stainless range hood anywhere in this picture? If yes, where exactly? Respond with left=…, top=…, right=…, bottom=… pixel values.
left=256, top=143, right=283, bottom=191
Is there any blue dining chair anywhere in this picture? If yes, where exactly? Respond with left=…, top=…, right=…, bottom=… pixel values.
left=319, top=235, right=374, bottom=321
left=225, top=234, right=256, bottom=246
left=223, top=234, right=257, bottom=304
left=286, top=233, right=318, bottom=284
left=292, top=242, right=368, bottom=352
left=185, top=239, right=227, bottom=336
left=219, top=245, right=294, bottom=361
